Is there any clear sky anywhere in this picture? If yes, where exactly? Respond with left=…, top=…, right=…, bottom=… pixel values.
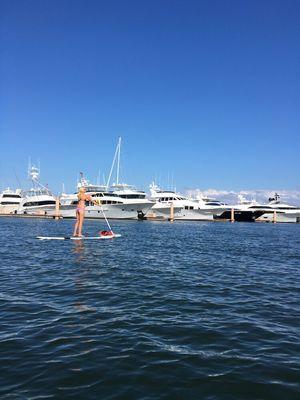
left=1, top=0, right=299, bottom=194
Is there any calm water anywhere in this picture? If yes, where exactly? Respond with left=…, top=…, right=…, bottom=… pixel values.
left=0, top=218, right=299, bottom=399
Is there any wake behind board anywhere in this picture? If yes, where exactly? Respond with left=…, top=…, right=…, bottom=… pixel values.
left=37, top=234, right=121, bottom=240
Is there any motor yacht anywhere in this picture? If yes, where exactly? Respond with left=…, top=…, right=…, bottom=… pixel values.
left=57, top=174, right=153, bottom=219
left=252, top=193, right=300, bottom=223
left=147, top=182, right=227, bottom=220
left=17, top=164, right=57, bottom=215
left=0, top=188, right=22, bottom=214
left=216, top=193, right=300, bottom=223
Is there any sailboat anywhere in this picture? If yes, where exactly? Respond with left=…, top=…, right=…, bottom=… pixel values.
left=58, top=138, right=154, bottom=219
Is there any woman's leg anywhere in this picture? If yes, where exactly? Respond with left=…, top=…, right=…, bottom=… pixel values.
left=73, top=212, right=79, bottom=236
left=78, top=211, right=84, bottom=236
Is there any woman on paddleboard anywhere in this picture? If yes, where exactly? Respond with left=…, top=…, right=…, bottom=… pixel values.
left=73, top=187, right=98, bottom=237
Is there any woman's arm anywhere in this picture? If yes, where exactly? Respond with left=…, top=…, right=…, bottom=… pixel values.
left=86, top=194, right=101, bottom=205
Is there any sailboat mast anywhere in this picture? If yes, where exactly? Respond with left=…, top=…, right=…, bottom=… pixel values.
left=116, top=137, right=121, bottom=185
left=106, top=137, right=120, bottom=189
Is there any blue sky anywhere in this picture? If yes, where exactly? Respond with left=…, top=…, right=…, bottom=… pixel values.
left=1, top=0, right=299, bottom=194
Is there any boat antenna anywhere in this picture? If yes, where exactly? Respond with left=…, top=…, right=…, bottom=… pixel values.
left=13, top=168, right=22, bottom=188
left=28, top=157, right=31, bottom=179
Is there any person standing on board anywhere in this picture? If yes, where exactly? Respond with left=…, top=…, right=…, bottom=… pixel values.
left=73, top=187, right=98, bottom=237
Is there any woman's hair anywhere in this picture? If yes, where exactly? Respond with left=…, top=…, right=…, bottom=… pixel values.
left=77, top=187, right=85, bottom=200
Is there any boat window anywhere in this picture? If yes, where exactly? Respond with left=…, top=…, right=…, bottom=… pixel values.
left=118, top=194, right=145, bottom=199
left=2, top=194, right=21, bottom=198
left=91, top=193, right=104, bottom=197
left=23, top=200, right=56, bottom=207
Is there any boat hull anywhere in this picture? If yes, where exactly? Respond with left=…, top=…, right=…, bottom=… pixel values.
left=49, top=202, right=153, bottom=219
left=146, top=204, right=219, bottom=221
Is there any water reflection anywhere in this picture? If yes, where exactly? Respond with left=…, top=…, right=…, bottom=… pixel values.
left=72, top=240, right=96, bottom=312
left=73, top=239, right=85, bottom=262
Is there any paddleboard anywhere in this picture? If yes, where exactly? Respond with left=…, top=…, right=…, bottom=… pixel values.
left=37, top=234, right=121, bottom=240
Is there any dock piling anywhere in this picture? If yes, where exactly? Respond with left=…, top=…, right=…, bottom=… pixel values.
left=230, top=208, right=235, bottom=223
left=170, top=203, right=174, bottom=222
left=55, top=197, right=60, bottom=220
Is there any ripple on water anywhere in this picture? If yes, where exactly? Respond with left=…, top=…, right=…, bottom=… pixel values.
left=0, top=219, right=300, bottom=399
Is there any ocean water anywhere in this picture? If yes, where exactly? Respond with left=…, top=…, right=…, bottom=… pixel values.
left=0, top=217, right=299, bottom=400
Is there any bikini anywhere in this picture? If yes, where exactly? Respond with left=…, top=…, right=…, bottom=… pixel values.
left=77, top=198, right=85, bottom=213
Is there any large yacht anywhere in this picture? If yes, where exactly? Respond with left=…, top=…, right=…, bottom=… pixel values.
left=215, top=194, right=264, bottom=222
left=146, top=182, right=227, bottom=220
left=17, top=164, right=57, bottom=215
left=57, top=174, right=154, bottom=219
left=217, top=193, right=300, bottom=223
left=252, top=193, right=300, bottom=223
left=110, top=183, right=154, bottom=218
left=0, top=188, right=22, bottom=214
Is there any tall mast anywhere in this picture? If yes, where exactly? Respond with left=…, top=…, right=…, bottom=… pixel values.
left=116, top=137, right=121, bottom=185
left=106, top=137, right=122, bottom=189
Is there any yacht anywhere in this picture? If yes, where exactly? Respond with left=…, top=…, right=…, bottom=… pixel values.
left=252, top=193, right=300, bottom=223
left=146, top=182, right=227, bottom=220
left=110, top=183, right=154, bottom=219
left=217, top=193, right=300, bottom=223
left=0, top=188, right=22, bottom=214
left=57, top=174, right=154, bottom=219
left=215, top=195, right=264, bottom=222
left=17, top=164, right=57, bottom=215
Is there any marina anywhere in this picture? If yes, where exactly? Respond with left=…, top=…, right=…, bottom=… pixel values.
left=1, top=139, right=300, bottom=224
left=2, top=1, right=300, bottom=399
left=1, top=167, right=299, bottom=224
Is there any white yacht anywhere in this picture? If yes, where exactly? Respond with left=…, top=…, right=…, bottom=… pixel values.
left=252, top=193, right=300, bottom=223
left=146, top=182, right=227, bottom=220
left=110, top=183, right=154, bottom=219
left=0, top=188, right=22, bottom=214
left=57, top=174, right=154, bottom=219
left=217, top=193, right=300, bottom=223
left=215, top=194, right=262, bottom=222
left=17, top=164, right=57, bottom=215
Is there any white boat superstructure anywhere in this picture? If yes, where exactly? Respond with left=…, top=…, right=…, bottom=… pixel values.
left=17, top=165, right=57, bottom=215
left=110, top=183, right=154, bottom=218
left=57, top=175, right=154, bottom=219
left=0, top=188, right=22, bottom=214
left=60, top=175, right=107, bottom=206
left=147, top=183, right=227, bottom=220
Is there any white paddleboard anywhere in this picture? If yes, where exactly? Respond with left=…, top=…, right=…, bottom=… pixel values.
left=37, top=234, right=121, bottom=240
